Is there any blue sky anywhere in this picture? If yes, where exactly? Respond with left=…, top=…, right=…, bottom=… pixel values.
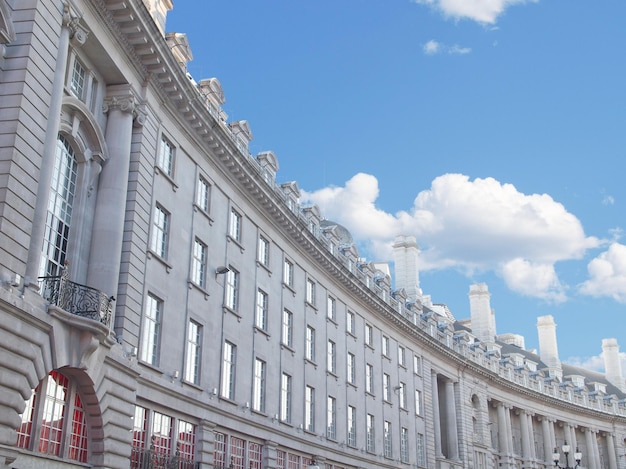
left=167, top=1, right=626, bottom=371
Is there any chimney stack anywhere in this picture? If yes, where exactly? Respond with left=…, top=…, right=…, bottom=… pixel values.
left=469, top=283, right=496, bottom=343
left=602, top=338, right=626, bottom=393
left=537, top=315, right=561, bottom=370
left=392, top=236, right=422, bottom=302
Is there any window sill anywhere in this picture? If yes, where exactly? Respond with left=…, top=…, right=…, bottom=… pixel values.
left=193, top=203, right=214, bottom=225
left=188, top=280, right=209, bottom=299
left=147, top=250, right=173, bottom=273
left=154, top=165, right=179, bottom=192
left=223, top=305, right=242, bottom=321
left=254, top=326, right=271, bottom=340
left=226, top=234, right=244, bottom=253
left=304, top=358, right=317, bottom=368
left=282, top=282, right=296, bottom=296
left=256, top=260, right=272, bottom=276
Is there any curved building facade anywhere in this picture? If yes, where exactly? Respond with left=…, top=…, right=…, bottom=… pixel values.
left=0, top=1, right=624, bottom=468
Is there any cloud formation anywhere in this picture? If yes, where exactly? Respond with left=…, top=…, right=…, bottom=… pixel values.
left=413, top=0, right=538, bottom=24
left=423, top=39, right=471, bottom=55
left=565, top=351, right=626, bottom=374
left=579, top=243, right=626, bottom=303
left=302, top=173, right=601, bottom=302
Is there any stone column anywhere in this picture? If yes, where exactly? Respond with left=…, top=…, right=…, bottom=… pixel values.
left=196, top=420, right=216, bottom=468
left=444, top=379, right=459, bottom=461
left=542, top=417, right=553, bottom=465
left=431, top=372, right=443, bottom=458
left=519, top=410, right=532, bottom=464
left=497, top=403, right=509, bottom=459
left=584, top=428, right=597, bottom=469
left=527, top=413, right=537, bottom=462
left=606, top=432, right=618, bottom=469
left=25, top=3, right=86, bottom=286
left=86, top=85, right=140, bottom=298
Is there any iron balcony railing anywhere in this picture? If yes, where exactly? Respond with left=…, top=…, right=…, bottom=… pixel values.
left=130, top=446, right=197, bottom=469
left=39, top=275, right=114, bottom=328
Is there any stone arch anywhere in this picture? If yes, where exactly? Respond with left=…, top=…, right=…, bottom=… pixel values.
left=60, top=96, right=108, bottom=164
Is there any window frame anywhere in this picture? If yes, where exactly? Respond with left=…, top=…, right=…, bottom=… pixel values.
left=150, top=204, right=169, bottom=259
left=140, top=293, right=162, bottom=366
left=184, top=319, right=202, bottom=384
left=221, top=341, right=237, bottom=400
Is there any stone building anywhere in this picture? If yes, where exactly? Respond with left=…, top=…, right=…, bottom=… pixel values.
left=0, top=1, right=624, bottom=468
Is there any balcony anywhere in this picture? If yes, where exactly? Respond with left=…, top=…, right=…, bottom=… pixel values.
left=39, top=275, right=113, bottom=328
left=131, top=445, right=197, bottom=469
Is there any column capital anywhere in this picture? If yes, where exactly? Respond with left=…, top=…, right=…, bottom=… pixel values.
left=62, top=2, right=89, bottom=45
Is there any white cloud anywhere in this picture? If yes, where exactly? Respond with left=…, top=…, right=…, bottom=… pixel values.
left=302, top=173, right=600, bottom=301
left=413, top=0, right=538, bottom=24
left=602, top=194, right=615, bottom=205
left=579, top=243, right=626, bottom=303
left=423, top=39, right=471, bottom=55
left=565, top=351, right=626, bottom=374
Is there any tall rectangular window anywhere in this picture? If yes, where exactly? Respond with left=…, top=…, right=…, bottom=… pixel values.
left=255, top=289, right=268, bottom=330
left=305, top=326, right=316, bottom=361
left=196, top=176, right=210, bottom=212
left=326, top=296, right=336, bottom=320
left=346, top=310, right=355, bottom=334
left=248, top=442, right=263, bottom=469
left=366, top=363, right=374, bottom=393
left=282, top=309, right=293, bottom=347
left=151, top=204, right=169, bottom=258
left=383, top=373, right=391, bottom=402
left=184, top=320, right=201, bottom=384
left=253, top=358, right=266, bottom=412
left=225, top=268, right=239, bottom=311
left=327, top=396, right=336, bottom=440
left=382, top=335, right=390, bottom=357
left=229, top=208, right=242, bottom=242
left=306, top=279, right=316, bottom=305
left=280, top=373, right=291, bottom=423
left=283, top=259, right=294, bottom=287
left=192, top=238, right=207, bottom=287
left=400, top=427, right=409, bottom=463
left=398, top=345, right=406, bottom=367
left=365, top=324, right=373, bottom=346
left=158, top=136, right=174, bottom=177
left=366, top=414, right=375, bottom=453
left=399, top=382, right=407, bottom=409
left=413, top=355, right=422, bottom=375
left=383, top=420, right=392, bottom=458
left=347, top=352, right=356, bottom=384
left=327, top=340, right=336, bottom=374
left=417, top=433, right=426, bottom=467
left=177, top=420, right=196, bottom=466
left=140, top=294, right=161, bottom=365
left=152, top=411, right=173, bottom=457
left=305, top=385, right=315, bottom=432
left=70, top=58, right=86, bottom=99
left=258, top=235, right=269, bottom=266
left=347, top=405, right=356, bottom=447
left=415, top=389, right=422, bottom=416
left=221, top=341, right=236, bottom=400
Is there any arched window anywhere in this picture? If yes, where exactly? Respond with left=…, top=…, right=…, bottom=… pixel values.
left=39, top=135, right=78, bottom=277
left=15, top=370, right=88, bottom=463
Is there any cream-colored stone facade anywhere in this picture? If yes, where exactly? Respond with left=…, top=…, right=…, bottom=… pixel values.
left=0, top=1, right=624, bottom=468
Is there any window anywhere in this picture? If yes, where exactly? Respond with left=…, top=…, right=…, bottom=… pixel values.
left=383, top=421, right=392, bottom=458
left=184, top=320, right=202, bottom=384
left=305, top=326, right=316, bottom=361
left=16, top=371, right=88, bottom=462
left=249, top=442, right=263, bottom=469
left=152, top=412, right=173, bottom=459
left=366, top=364, right=374, bottom=393
left=347, top=352, right=356, bottom=384
left=221, top=341, right=236, bottom=399
left=326, top=295, right=335, bottom=320
left=398, top=345, right=406, bottom=367
left=383, top=373, right=391, bottom=402
left=140, top=293, right=161, bottom=365
left=280, top=373, right=292, bottom=422
left=327, top=340, right=336, bottom=374
left=225, top=268, right=239, bottom=311
left=398, top=382, right=407, bottom=408
left=258, top=235, right=269, bottom=266
left=417, top=433, right=426, bottom=467
left=347, top=405, right=356, bottom=447
left=69, top=58, right=86, bottom=99
left=196, top=175, right=210, bottom=212
left=151, top=204, right=169, bottom=259
left=365, top=324, right=373, bottom=347
left=400, top=427, right=409, bottom=463
left=413, top=355, right=422, bottom=375
left=346, top=310, right=355, bottom=334
left=157, top=135, right=174, bottom=177
left=305, top=386, right=315, bottom=432
left=177, top=420, right=197, bottom=466
left=230, top=436, right=245, bottom=469
left=255, top=289, right=268, bottom=330
left=40, top=135, right=77, bottom=277
left=366, top=414, right=375, bottom=453
left=282, top=309, right=293, bottom=347
left=253, top=358, right=266, bottom=413
left=191, top=238, right=207, bottom=287
left=306, top=279, right=316, bottom=306
left=229, top=208, right=242, bottom=242
left=283, top=259, right=294, bottom=287
left=415, top=389, right=422, bottom=416
left=382, top=335, right=390, bottom=357
left=327, top=396, right=336, bottom=440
